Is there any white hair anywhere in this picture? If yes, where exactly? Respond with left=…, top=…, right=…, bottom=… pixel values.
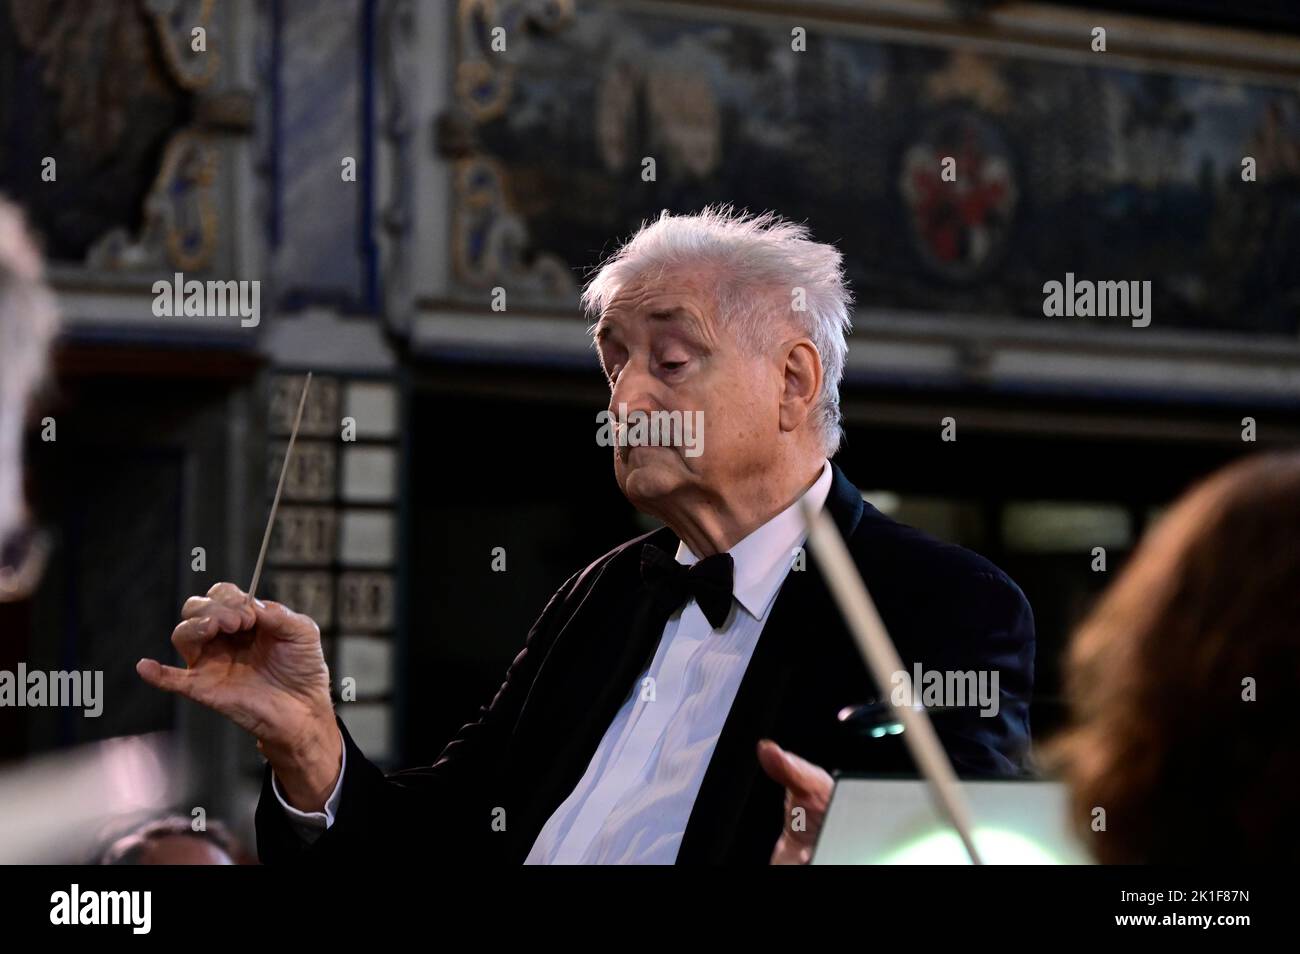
left=0, top=197, right=58, bottom=543
left=582, top=205, right=853, bottom=455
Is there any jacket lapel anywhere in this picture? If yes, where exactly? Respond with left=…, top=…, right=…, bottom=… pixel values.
left=503, top=527, right=679, bottom=858
left=676, top=463, right=866, bottom=863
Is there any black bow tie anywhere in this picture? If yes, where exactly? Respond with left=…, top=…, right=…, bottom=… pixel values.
left=640, top=543, right=735, bottom=630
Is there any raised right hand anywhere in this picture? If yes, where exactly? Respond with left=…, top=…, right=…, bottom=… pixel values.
left=137, top=581, right=342, bottom=810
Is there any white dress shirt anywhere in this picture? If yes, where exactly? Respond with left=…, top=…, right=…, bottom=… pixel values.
left=277, top=460, right=834, bottom=864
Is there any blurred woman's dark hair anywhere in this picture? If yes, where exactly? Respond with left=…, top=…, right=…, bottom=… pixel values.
left=1051, top=451, right=1300, bottom=863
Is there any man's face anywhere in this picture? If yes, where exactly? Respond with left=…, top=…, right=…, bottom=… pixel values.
left=594, top=266, right=784, bottom=516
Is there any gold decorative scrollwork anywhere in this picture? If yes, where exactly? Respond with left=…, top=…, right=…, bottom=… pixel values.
left=86, top=130, right=219, bottom=272
left=451, top=1, right=578, bottom=299
left=452, top=157, right=574, bottom=296
left=455, top=0, right=575, bottom=123
left=10, top=0, right=223, bottom=271
left=144, top=0, right=222, bottom=91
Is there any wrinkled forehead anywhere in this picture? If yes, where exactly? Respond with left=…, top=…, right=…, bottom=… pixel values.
left=594, top=267, right=721, bottom=342
left=605, top=265, right=718, bottom=315
left=591, top=263, right=795, bottom=355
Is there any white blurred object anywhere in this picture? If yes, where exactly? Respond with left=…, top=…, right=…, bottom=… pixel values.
left=0, top=732, right=182, bottom=863
left=800, top=499, right=983, bottom=865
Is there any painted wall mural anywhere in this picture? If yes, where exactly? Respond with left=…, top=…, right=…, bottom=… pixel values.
left=0, top=0, right=228, bottom=273
left=449, top=0, right=1300, bottom=338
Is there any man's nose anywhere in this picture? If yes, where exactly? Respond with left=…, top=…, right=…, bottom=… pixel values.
left=609, top=358, right=664, bottom=416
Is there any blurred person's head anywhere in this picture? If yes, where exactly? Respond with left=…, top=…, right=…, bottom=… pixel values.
left=0, top=197, right=58, bottom=592
left=583, top=206, right=851, bottom=543
left=97, top=816, right=242, bottom=865
left=1052, top=451, right=1300, bottom=863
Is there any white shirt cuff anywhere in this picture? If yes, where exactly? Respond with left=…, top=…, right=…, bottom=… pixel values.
left=271, top=727, right=346, bottom=843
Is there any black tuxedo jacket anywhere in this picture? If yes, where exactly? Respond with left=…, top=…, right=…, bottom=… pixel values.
left=257, top=463, right=1035, bottom=865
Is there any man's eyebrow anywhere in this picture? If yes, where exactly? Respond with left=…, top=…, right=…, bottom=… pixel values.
left=594, top=307, right=702, bottom=343
left=648, top=307, right=707, bottom=337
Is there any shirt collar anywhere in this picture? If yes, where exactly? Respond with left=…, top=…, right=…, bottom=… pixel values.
left=676, top=460, right=833, bottom=621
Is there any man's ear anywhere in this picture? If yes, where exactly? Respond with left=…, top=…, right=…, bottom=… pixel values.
left=778, top=338, right=822, bottom=435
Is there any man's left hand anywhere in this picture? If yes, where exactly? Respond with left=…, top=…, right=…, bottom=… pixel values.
left=758, top=739, right=834, bottom=865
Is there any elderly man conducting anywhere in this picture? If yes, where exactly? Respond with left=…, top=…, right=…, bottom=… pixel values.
left=140, top=207, right=1035, bottom=865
